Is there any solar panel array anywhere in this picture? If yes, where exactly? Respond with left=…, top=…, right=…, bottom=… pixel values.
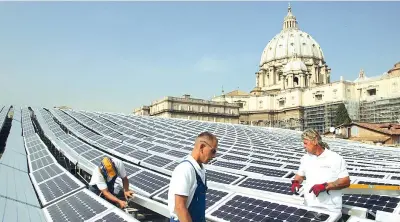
left=21, top=107, right=400, bottom=221
left=18, top=108, right=139, bottom=222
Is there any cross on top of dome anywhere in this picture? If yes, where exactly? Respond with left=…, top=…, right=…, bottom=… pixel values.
left=359, top=69, right=365, bottom=78
left=283, top=3, right=298, bottom=30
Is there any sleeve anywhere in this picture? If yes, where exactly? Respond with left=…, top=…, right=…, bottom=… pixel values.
left=169, top=163, right=194, bottom=197
left=296, top=156, right=306, bottom=177
left=94, top=169, right=108, bottom=190
left=116, top=160, right=127, bottom=178
left=338, top=156, right=349, bottom=178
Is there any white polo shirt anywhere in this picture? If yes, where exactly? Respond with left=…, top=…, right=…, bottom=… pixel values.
left=297, top=149, right=349, bottom=212
left=168, top=155, right=206, bottom=220
left=89, top=158, right=127, bottom=190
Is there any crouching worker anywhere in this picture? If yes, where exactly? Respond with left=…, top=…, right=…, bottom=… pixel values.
left=89, top=157, right=134, bottom=209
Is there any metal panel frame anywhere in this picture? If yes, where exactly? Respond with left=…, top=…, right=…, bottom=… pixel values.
left=86, top=208, right=140, bottom=222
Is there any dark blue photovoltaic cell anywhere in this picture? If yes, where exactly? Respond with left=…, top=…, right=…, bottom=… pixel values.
left=211, top=195, right=331, bottom=222
left=238, top=178, right=295, bottom=195
left=46, top=191, right=107, bottom=221
left=128, top=171, right=169, bottom=194
left=206, top=170, right=240, bottom=184
left=94, top=212, right=129, bottom=222
left=342, top=194, right=400, bottom=214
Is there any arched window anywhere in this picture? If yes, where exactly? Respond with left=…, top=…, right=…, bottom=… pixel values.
left=294, top=77, right=299, bottom=86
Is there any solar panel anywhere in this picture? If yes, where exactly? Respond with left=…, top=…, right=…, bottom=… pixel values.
left=33, top=172, right=85, bottom=206
left=28, top=149, right=48, bottom=161
left=206, top=169, right=244, bottom=185
left=91, top=209, right=138, bottom=222
left=30, top=155, right=56, bottom=172
left=284, top=164, right=299, bottom=170
left=81, top=149, right=103, bottom=161
left=237, top=178, right=295, bottom=195
left=142, top=155, right=171, bottom=168
left=149, top=145, right=169, bottom=153
left=245, top=166, right=289, bottom=178
left=136, top=141, right=153, bottom=149
left=27, top=144, right=47, bottom=154
left=31, top=163, right=64, bottom=183
left=250, top=160, right=283, bottom=168
left=165, top=161, right=179, bottom=171
left=124, top=163, right=142, bottom=177
left=229, top=150, right=250, bottom=156
left=349, top=172, right=386, bottom=179
left=38, top=174, right=83, bottom=203
left=212, top=161, right=246, bottom=170
left=43, top=189, right=112, bottom=222
left=207, top=194, right=341, bottom=222
left=221, top=154, right=248, bottom=162
left=125, top=138, right=141, bottom=145
left=165, top=150, right=188, bottom=158
left=73, top=145, right=91, bottom=154
left=41, top=108, right=400, bottom=220
left=127, top=150, right=152, bottom=160
left=115, top=145, right=136, bottom=154
left=205, top=188, right=232, bottom=212
left=128, top=170, right=170, bottom=196
left=154, top=186, right=233, bottom=211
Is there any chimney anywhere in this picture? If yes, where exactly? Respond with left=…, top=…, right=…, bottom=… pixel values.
left=183, top=94, right=191, bottom=99
left=340, top=76, right=344, bottom=81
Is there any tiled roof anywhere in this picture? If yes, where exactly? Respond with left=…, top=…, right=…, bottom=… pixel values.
left=353, top=122, right=400, bottom=135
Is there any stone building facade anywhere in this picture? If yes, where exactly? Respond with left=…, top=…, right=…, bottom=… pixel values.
left=134, top=94, right=240, bottom=124
left=135, top=5, right=400, bottom=133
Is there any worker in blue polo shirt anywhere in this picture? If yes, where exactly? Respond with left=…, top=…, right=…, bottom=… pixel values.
left=168, top=132, right=218, bottom=222
left=89, top=157, right=134, bottom=209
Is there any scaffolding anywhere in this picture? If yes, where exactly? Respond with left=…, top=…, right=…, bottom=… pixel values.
left=359, top=97, right=400, bottom=123
left=303, top=102, right=341, bottom=134
left=344, top=100, right=360, bottom=121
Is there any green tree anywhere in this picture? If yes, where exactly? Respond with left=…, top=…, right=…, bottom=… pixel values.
left=335, top=103, right=352, bottom=126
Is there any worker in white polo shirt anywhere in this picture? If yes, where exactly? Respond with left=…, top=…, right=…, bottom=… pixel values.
left=168, top=132, right=218, bottom=222
left=291, top=128, right=350, bottom=218
left=89, top=157, right=134, bottom=209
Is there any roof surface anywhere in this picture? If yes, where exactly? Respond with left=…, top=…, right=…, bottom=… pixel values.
left=354, top=122, right=400, bottom=136
left=0, top=119, right=46, bottom=222
left=225, top=89, right=250, bottom=96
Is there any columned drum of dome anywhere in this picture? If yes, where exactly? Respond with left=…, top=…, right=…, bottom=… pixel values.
left=253, top=5, right=331, bottom=94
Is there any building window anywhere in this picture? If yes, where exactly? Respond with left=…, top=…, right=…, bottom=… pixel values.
left=351, top=126, right=359, bottom=137
left=315, top=95, right=323, bottom=101
left=279, top=100, right=285, bottom=107
left=367, top=88, right=376, bottom=96
left=294, top=77, right=299, bottom=86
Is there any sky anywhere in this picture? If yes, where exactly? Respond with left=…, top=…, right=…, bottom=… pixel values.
left=0, top=1, right=399, bottom=113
